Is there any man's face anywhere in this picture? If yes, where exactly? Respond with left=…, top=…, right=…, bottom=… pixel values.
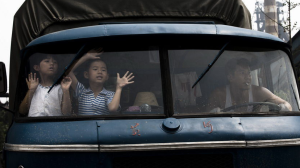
left=228, top=65, right=251, bottom=90
left=85, top=60, right=109, bottom=85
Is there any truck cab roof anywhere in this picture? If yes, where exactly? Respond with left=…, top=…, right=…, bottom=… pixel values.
left=27, top=23, right=283, bottom=48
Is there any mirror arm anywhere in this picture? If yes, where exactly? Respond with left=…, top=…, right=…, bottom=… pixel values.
left=0, top=105, right=15, bottom=114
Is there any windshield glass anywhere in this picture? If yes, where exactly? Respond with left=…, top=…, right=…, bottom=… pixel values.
left=168, top=49, right=300, bottom=113
left=19, top=47, right=164, bottom=117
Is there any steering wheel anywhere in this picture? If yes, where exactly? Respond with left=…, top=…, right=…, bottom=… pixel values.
left=222, top=102, right=281, bottom=112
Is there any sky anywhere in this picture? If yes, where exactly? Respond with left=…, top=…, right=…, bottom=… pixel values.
left=0, top=0, right=300, bottom=103
left=243, top=0, right=300, bottom=35
left=0, top=0, right=25, bottom=103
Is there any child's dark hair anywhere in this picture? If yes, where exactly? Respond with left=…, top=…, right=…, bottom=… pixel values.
left=225, top=58, right=250, bottom=76
left=30, top=53, right=59, bottom=67
left=29, top=53, right=59, bottom=79
left=77, top=59, right=108, bottom=88
left=84, top=59, right=108, bottom=72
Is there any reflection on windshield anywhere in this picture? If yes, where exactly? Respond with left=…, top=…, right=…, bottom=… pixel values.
left=19, top=54, right=72, bottom=117
left=20, top=48, right=164, bottom=117
left=169, top=50, right=300, bottom=113
left=19, top=48, right=300, bottom=117
left=192, top=42, right=229, bottom=88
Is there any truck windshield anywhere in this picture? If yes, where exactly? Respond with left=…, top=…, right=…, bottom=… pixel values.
left=19, top=47, right=164, bottom=117
left=19, top=46, right=300, bottom=118
left=169, top=49, right=300, bottom=113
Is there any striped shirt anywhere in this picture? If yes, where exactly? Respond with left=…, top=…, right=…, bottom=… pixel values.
left=75, top=82, right=115, bottom=115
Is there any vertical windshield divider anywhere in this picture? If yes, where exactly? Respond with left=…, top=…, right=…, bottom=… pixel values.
left=159, top=46, right=174, bottom=117
left=192, top=41, right=230, bottom=88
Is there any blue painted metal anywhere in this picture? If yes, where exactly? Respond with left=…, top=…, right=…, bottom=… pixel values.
left=241, top=116, right=300, bottom=140
left=7, top=117, right=300, bottom=145
left=7, top=121, right=98, bottom=144
left=162, top=118, right=180, bottom=130
left=6, top=147, right=300, bottom=168
left=26, top=24, right=284, bottom=48
left=6, top=116, right=300, bottom=167
left=6, top=23, right=300, bottom=168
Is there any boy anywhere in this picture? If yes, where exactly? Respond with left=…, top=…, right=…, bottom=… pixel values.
left=19, top=54, right=72, bottom=117
left=69, top=48, right=134, bottom=115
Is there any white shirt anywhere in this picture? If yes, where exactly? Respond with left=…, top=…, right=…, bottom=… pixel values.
left=225, top=85, right=253, bottom=112
left=28, top=84, right=63, bottom=117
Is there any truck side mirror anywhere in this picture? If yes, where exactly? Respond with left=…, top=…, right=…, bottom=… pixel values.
left=0, top=62, right=7, bottom=94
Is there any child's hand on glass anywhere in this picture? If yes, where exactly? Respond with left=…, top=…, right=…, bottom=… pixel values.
left=83, top=47, right=103, bottom=60
left=61, top=76, right=72, bottom=91
left=26, top=73, right=39, bottom=91
left=116, top=71, right=135, bottom=89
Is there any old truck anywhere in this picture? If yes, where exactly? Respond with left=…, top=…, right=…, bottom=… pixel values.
left=0, top=0, right=300, bottom=167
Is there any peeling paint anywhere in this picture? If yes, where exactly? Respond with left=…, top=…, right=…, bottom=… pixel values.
left=203, top=121, right=213, bottom=134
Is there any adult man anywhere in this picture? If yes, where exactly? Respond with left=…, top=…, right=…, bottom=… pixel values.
left=207, top=58, right=292, bottom=112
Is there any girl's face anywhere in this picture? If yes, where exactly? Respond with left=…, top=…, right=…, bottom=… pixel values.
left=84, top=60, right=109, bottom=85
left=34, top=56, right=58, bottom=77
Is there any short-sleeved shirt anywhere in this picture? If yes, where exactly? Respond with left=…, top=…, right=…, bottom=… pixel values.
left=28, top=84, right=63, bottom=117
left=75, top=82, right=115, bottom=115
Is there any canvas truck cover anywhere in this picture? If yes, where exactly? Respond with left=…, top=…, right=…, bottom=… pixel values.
left=9, top=0, right=251, bottom=109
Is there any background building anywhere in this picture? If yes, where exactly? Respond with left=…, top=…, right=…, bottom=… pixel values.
left=254, top=0, right=290, bottom=41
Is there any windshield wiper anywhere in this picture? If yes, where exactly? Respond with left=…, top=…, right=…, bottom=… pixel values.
left=192, top=42, right=230, bottom=88
left=48, top=44, right=89, bottom=93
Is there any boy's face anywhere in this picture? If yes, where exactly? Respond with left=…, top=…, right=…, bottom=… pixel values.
left=84, top=60, right=109, bottom=85
left=34, top=56, right=58, bottom=76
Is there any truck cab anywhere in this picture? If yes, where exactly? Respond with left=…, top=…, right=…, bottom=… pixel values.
left=1, top=22, right=300, bottom=168
left=1, top=0, right=300, bottom=167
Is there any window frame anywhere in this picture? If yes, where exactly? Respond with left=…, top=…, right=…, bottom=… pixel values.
left=15, top=45, right=170, bottom=122
left=166, top=45, right=300, bottom=117
left=13, top=37, right=300, bottom=123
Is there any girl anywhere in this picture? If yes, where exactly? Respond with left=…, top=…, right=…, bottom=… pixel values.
left=19, top=54, right=72, bottom=117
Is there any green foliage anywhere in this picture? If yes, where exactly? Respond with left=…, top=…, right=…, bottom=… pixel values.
left=0, top=111, right=9, bottom=147
left=282, top=1, right=300, bottom=10
left=261, top=0, right=300, bottom=41
left=282, top=0, right=300, bottom=33
left=274, top=89, right=291, bottom=102
left=0, top=104, right=13, bottom=168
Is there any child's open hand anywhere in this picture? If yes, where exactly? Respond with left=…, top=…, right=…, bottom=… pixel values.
left=26, top=73, right=39, bottom=91
left=83, top=47, right=103, bottom=60
left=61, top=76, right=72, bottom=91
left=116, top=71, right=135, bottom=89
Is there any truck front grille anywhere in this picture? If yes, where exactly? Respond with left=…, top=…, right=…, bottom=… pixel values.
left=113, top=154, right=234, bottom=168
